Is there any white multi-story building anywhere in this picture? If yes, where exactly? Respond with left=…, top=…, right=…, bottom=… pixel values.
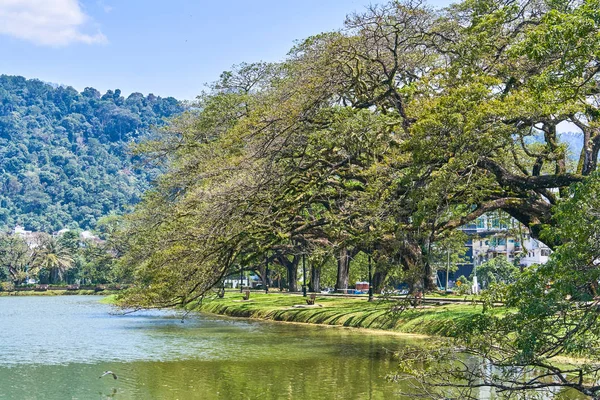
left=440, top=213, right=553, bottom=289
left=520, top=239, right=552, bottom=266
left=471, top=235, right=552, bottom=268
left=452, top=213, right=552, bottom=279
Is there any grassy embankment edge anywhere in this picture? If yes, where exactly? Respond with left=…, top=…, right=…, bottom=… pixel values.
left=101, top=292, right=496, bottom=337
left=189, top=292, right=493, bottom=338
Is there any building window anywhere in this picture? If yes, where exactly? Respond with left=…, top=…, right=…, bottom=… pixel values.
left=494, top=238, right=506, bottom=246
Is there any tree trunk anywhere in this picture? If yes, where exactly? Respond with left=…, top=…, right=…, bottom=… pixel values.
left=372, top=270, right=388, bottom=294
left=422, top=261, right=436, bottom=291
left=399, top=240, right=436, bottom=293
left=277, top=255, right=299, bottom=292
left=575, top=125, right=600, bottom=176
left=336, top=247, right=351, bottom=291
left=256, top=266, right=266, bottom=288
left=50, top=268, right=59, bottom=284
left=309, top=265, right=321, bottom=292
left=287, top=262, right=298, bottom=292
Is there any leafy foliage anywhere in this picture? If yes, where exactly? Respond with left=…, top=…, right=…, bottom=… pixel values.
left=118, top=0, right=600, bottom=309
left=0, top=234, right=30, bottom=283
left=0, top=229, right=120, bottom=286
left=474, top=257, right=520, bottom=290
left=31, top=236, right=74, bottom=283
left=0, top=75, right=184, bottom=232
left=88, top=0, right=600, bottom=395
left=400, top=174, right=600, bottom=399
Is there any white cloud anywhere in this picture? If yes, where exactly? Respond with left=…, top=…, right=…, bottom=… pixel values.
left=0, top=0, right=107, bottom=46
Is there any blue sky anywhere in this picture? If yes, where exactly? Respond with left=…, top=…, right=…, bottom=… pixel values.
left=0, top=0, right=453, bottom=100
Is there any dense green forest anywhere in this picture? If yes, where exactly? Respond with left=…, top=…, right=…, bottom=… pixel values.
left=0, top=75, right=183, bottom=232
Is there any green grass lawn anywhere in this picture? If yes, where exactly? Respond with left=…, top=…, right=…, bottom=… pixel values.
left=195, top=292, right=495, bottom=337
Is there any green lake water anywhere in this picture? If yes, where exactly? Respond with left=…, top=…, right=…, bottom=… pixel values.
left=0, top=296, right=587, bottom=400
left=0, top=296, right=423, bottom=399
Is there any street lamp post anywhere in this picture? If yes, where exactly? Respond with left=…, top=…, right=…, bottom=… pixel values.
left=302, top=254, right=307, bottom=297
left=446, top=249, right=450, bottom=292
left=368, top=253, right=373, bottom=302
left=472, top=262, right=479, bottom=295
left=265, top=255, right=269, bottom=294
left=239, top=266, right=244, bottom=293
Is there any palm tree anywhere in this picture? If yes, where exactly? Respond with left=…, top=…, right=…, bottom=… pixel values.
left=32, top=237, right=74, bottom=284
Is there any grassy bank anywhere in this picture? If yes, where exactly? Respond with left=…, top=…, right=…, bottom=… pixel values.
left=193, top=292, right=492, bottom=337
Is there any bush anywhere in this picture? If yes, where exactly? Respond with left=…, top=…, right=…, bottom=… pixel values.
left=455, top=275, right=471, bottom=295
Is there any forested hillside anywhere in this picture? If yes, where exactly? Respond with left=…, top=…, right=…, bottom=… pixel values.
left=0, top=75, right=183, bottom=232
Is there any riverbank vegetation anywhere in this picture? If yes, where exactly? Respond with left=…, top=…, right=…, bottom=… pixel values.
left=93, top=0, right=600, bottom=398
left=0, top=226, right=122, bottom=288
left=194, top=292, right=491, bottom=338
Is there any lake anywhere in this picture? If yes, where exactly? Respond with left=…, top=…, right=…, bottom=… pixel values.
left=0, top=295, right=427, bottom=399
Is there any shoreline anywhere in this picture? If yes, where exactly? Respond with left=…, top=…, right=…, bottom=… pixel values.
left=193, top=297, right=592, bottom=365
left=198, top=308, right=432, bottom=339
left=1, top=291, right=484, bottom=338
left=102, top=292, right=444, bottom=337
left=190, top=292, right=489, bottom=338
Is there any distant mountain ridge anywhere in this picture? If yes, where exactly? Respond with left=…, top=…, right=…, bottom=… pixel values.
left=0, top=74, right=184, bottom=232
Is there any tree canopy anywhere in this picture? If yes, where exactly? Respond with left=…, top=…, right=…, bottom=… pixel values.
left=0, top=75, right=184, bottom=232
left=116, top=0, right=600, bottom=308
left=49, top=0, right=600, bottom=397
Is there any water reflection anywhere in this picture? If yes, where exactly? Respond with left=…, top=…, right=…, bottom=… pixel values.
left=0, top=296, right=414, bottom=399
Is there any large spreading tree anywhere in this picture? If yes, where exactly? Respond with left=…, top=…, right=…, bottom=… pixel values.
left=108, top=1, right=600, bottom=397
left=118, top=0, right=600, bottom=302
